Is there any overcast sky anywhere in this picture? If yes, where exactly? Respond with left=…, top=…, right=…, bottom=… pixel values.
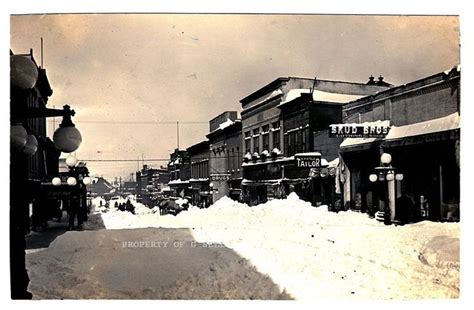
left=10, top=14, right=459, bottom=181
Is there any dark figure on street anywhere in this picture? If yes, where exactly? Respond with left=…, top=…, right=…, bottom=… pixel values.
left=396, top=194, right=415, bottom=224
left=125, top=199, right=135, bottom=214
left=67, top=197, right=81, bottom=231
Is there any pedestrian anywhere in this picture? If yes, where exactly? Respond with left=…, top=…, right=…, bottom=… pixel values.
left=395, top=194, right=414, bottom=224
left=68, top=197, right=80, bottom=230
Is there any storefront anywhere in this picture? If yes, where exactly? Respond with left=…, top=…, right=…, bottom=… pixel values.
left=188, top=178, right=212, bottom=208
left=340, top=112, right=460, bottom=222
left=242, top=153, right=338, bottom=206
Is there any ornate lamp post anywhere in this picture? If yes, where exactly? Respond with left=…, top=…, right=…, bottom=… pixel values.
left=369, top=153, right=404, bottom=225
left=10, top=51, right=82, bottom=299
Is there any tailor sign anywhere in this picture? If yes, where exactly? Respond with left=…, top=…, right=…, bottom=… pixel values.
left=295, top=154, right=321, bottom=168
left=329, top=123, right=391, bottom=138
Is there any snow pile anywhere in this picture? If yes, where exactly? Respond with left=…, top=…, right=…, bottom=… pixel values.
left=91, top=196, right=155, bottom=229
left=95, top=192, right=459, bottom=300
left=218, top=118, right=235, bottom=130
left=175, top=198, right=189, bottom=206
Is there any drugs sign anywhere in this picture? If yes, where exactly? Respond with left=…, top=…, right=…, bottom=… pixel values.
left=329, top=123, right=390, bottom=138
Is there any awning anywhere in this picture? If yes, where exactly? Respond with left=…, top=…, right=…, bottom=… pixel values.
left=340, top=112, right=460, bottom=151
left=242, top=178, right=283, bottom=185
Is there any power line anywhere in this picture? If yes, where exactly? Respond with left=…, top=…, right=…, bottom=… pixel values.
left=47, top=120, right=208, bottom=125
left=80, top=154, right=244, bottom=162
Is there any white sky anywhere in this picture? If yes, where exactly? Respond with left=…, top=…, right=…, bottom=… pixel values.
left=10, top=14, right=459, bottom=180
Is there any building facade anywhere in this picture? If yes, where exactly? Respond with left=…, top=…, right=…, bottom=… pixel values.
left=187, top=140, right=211, bottom=207
left=206, top=111, right=243, bottom=203
left=136, top=165, right=170, bottom=204
left=167, top=149, right=191, bottom=198
left=339, top=66, right=460, bottom=223
left=240, top=77, right=389, bottom=205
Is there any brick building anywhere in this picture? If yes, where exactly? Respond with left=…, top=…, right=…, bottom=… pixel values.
left=339, top=66, right=460, bottom=222
left=206, top=111, right=243, bottom=203
left=167, top=149, right=191, bottom=198
left=240, top=77, right=388, bottom=205
left=136, top=165, right=170, bottom=204
left=187, top=140, right=211, bottom=207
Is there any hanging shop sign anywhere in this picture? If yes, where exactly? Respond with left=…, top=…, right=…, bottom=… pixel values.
left=210, top=174, right=230, bottom=182
left=329, top=123, right=391, bottom=138
left=295, top=154, right=321, bottom=168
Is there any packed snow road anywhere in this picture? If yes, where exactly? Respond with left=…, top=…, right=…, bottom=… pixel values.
left=26, top=194, right=460, bottom=300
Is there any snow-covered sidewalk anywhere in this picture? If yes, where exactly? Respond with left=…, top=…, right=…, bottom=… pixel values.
left=90, top=194, right=460, bottom=300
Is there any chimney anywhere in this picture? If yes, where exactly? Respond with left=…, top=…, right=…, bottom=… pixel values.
left=367, top=75, right=376, bottom=85
left=378, top=75, right=384, bottom=83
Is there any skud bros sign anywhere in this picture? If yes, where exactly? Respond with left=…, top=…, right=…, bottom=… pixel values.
left=329, top=123, right=391, bottom=138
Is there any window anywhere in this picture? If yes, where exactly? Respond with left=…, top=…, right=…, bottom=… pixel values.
left=273, top=129, right=281, bottom=151
left=253, top=128, right=260, bottom=153
left=236, top=147, right=240, bottom=167
left=245, top=139, right=251, bottom=154
left=253, top=135, right=260, bottom=154
left=262, top=125, right=270, bottom=151
left=302, top=128, right=309, bottom=152
left=262, top=133, right=269, bottom=151
left=286, top=132, right=293, bottom=156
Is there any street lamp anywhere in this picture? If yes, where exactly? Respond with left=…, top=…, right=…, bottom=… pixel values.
left=369, top=152, right=404, bottom=225
left=66, top=155, right=78, bottom=168
left=52, top=177, right=62, bottom=186
left=23, top=135, right=38, bottom=156
left=10, top=123, right=28, bottom=151
left=10, top=50, right=83, bottom=300
left=10, top=55, right=38, bottom=90
left=53, top=105, right=82, bottom=153
left=67, top=177, right=77, bottom=186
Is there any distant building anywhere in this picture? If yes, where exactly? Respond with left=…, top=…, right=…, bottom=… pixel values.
left=206, top=111, right=243, bottom=203
left=90, top=177, right=114, bottom=196
left=167, top=149, right=191, bottom=198
left=121, top=181, right=137, bottom=195
left=187, top=140, right=210, bottom=207
left=136, top=165, right=170, bottom=204
left=240, top=76, right=389, bottom=205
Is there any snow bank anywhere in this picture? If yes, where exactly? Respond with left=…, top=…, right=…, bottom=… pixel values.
left=94, top=192, right=459, bottom=300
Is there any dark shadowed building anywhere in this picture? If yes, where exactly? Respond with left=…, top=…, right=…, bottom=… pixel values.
left=340, top=66, right=460, bottom=222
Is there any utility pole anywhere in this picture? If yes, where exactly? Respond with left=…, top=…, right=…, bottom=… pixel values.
left=177, top=121, right=180, bottom=149
left=40, top=37, right=44, bottom=68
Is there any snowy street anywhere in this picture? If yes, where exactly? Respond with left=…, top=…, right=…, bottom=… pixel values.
left=26, top=194, right=460, bottom=300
